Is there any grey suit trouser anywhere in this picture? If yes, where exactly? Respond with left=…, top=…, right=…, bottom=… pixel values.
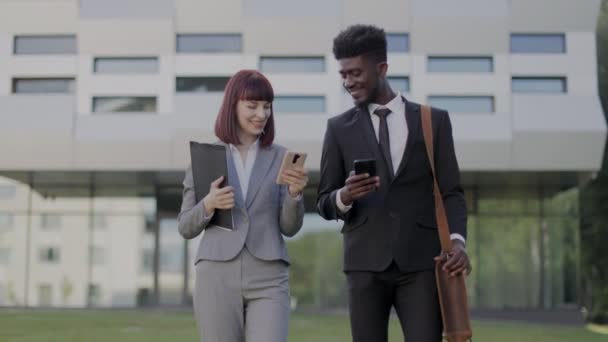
left=193, top=247, right=290, bottom=342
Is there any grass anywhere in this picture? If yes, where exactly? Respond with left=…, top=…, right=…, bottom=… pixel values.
left=0, top=310, right=605, bottom=342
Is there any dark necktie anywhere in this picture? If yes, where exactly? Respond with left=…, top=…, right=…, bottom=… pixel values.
left=373, top=108, right=394, bottom=178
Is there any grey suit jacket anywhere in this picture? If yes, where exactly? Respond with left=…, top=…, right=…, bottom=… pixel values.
left=178, top=143, right=305, bottom=265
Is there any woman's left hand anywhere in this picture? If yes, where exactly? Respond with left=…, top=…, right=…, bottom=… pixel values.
left=281, top=167, right=309, bottom=197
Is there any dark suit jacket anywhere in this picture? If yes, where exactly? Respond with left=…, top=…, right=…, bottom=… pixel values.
left=316, top=97, right=467, bottom=272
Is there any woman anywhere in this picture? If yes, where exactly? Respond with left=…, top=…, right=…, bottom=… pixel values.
left=178, top=69, right=308, bottom=342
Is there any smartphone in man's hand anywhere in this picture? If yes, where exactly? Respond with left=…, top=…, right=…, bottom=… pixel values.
left=353, top=159, right=376, bottom=177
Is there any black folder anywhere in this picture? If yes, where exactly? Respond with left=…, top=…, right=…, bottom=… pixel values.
left=189, top=142, right=233, bottom=230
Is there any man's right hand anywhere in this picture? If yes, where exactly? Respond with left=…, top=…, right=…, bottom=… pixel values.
left=339, top=171, right=381, bottom=206
left=202, top=176, right=235, bottom=216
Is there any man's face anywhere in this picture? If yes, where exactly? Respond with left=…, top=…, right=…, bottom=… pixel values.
left=338, top=55, right=381, bottom=106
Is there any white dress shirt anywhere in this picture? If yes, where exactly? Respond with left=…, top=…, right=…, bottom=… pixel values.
left=230, top=140, right=259, bottom=203
left=336, top=92, right=465, bottom=244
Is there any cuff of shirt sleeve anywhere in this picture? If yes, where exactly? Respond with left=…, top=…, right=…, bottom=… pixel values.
left=289, top=192, right=303, bottom=201
left=450, top=233, right=466, bottom=246
left=336, top=188, right=352, bottom=213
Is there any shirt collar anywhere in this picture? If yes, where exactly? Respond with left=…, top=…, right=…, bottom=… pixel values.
left=368, top=91, right=403, bottom=116
left=229, top=138, right=259, bottom=153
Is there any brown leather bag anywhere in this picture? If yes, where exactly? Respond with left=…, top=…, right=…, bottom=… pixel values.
left=420, top=105, right=473, bottom=342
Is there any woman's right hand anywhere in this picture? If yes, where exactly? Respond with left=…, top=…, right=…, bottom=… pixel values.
left=202, top=176, right=235, bottom=216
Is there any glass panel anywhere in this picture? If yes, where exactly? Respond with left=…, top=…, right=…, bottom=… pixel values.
left=511, top=34, right=566, bottom=53
left=91, top=196, right=155, bottom=308
left=545, top=215, right=579, bottom=307
left=477, top=216, right=541, bottom=308
left=273, top=96, right=326, bottom=113
left=387, top=33, right=409, bottom=53
left=0, top=247, right=10, bottom=265
left=428, top=96, right=494, bottom=113
left=0, top=213, right=14, bottom=231
left=89, top=246, right=105, bottom=266
left=38, top=246, right=61, bottom=263
left=176, top=34, right=242, bottom=53
left=428, top=57, right=493, bottom=72
left=0, top=177, right=28, bottom=211
left=512, top=77, right=567, bottom=93
left=29, top=214, right=88, bottom=307
left=12, top=78, right=75, bottom=94
left=159, top=217, right=184, bottom=305
left=286, top=215, right=347, bottom=309
left=0, top=184, right=16, bottom=199
left=92, top=214, right=107, bottom=230
left=92, top=97, right=157, bottom=113
left=387, top=76, right=410, bottom=93
left=37, top=284, right=52, bottom=306
left=260, top=57, right=325, bottom=73
left=32, top=186, right=91, bottom=212
left=0, top=214, right=27, bottom=307
left=176, top=77, right=229, bottom=92
left=478, top=188, right=540, bottom=215
left=14, top=35, right=77, bottom=55
left=87, top=284, right=102, bottom=306
left=40, top=214, right=61, bottom=230
left=187, top=231, right=203, bottom=305
left=94, top=58, right=158, bottom=74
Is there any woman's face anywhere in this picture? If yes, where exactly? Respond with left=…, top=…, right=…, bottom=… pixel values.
left=236, top=99, right=272, bottom=139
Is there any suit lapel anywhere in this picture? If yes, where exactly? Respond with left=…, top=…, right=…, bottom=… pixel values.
left=245, top=145, right=278, bottom=208
left=394, top=98, right=421, bottom=178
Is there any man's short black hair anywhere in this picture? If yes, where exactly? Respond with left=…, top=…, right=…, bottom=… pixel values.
left=332, top=24, right=387, bottom=64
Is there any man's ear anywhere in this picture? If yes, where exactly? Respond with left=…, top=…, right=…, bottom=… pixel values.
left=377, top=61, right=388, bottom=78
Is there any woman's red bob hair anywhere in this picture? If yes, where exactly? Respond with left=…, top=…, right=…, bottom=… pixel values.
left=214, top=69, right=275, bottom=148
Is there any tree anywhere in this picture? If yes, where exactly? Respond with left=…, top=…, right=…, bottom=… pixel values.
left=579, top=0, right=608, bottom=324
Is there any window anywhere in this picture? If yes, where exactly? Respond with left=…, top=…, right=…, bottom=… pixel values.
left=512, top=77, right=567, bottom=93
left=273, top=96, right=325, bottom=113
left=428, top=57, right=493, bottom=73
left=387, top=33, right=409, bottom=53
left=0, top=214, right=14, bottom=231
left=0, top=185, right=16, bottom=199
left=14, top=35, right=76, bottom=55
left=12, top=78, right=75, bottom=94
left=510, top=34, right=566, bottom=53
left=260, top=57, right=325, bottom=73
left=88, top=284, right=102, bottom=306
left=93, top=57, right=158, bottom=74
left=176, top=34, right=242, bottom=53
left=176, top=77, right=230, bottom=92
left=0, top=248, right=10, bottom=265
left=92, top=97, right=157, bottom=113
left=39, top=247, right=60, bottom=263
left=428, top=96, right=495, bottom=113
left=387, top=76, right=410, bottom=93
left=40, top=214, right=61, bottom=230
left=142, top=249, right=153, bottom=273
left=89, top=246, right=105, bottom=266
left=92, top=215, right=107, bottom=230
left=160, top=247, right=182, bottom=273
left=38, top=284, right=52, bottom=306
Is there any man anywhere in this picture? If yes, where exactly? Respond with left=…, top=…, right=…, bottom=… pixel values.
left=316, top=24, right=471, bottom=342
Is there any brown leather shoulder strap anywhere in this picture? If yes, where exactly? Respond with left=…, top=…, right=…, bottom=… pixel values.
left=420, top=105, right=453, bottom=252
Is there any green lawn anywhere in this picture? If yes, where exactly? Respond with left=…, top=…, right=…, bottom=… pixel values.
left=0, top=310, right=605, bottom=342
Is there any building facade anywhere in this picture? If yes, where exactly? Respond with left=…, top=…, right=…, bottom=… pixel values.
left=0, top=0, right=605, bottom=309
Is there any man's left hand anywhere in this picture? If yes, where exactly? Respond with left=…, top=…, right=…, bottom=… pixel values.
left=435, top=240, right=472, bottom=277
